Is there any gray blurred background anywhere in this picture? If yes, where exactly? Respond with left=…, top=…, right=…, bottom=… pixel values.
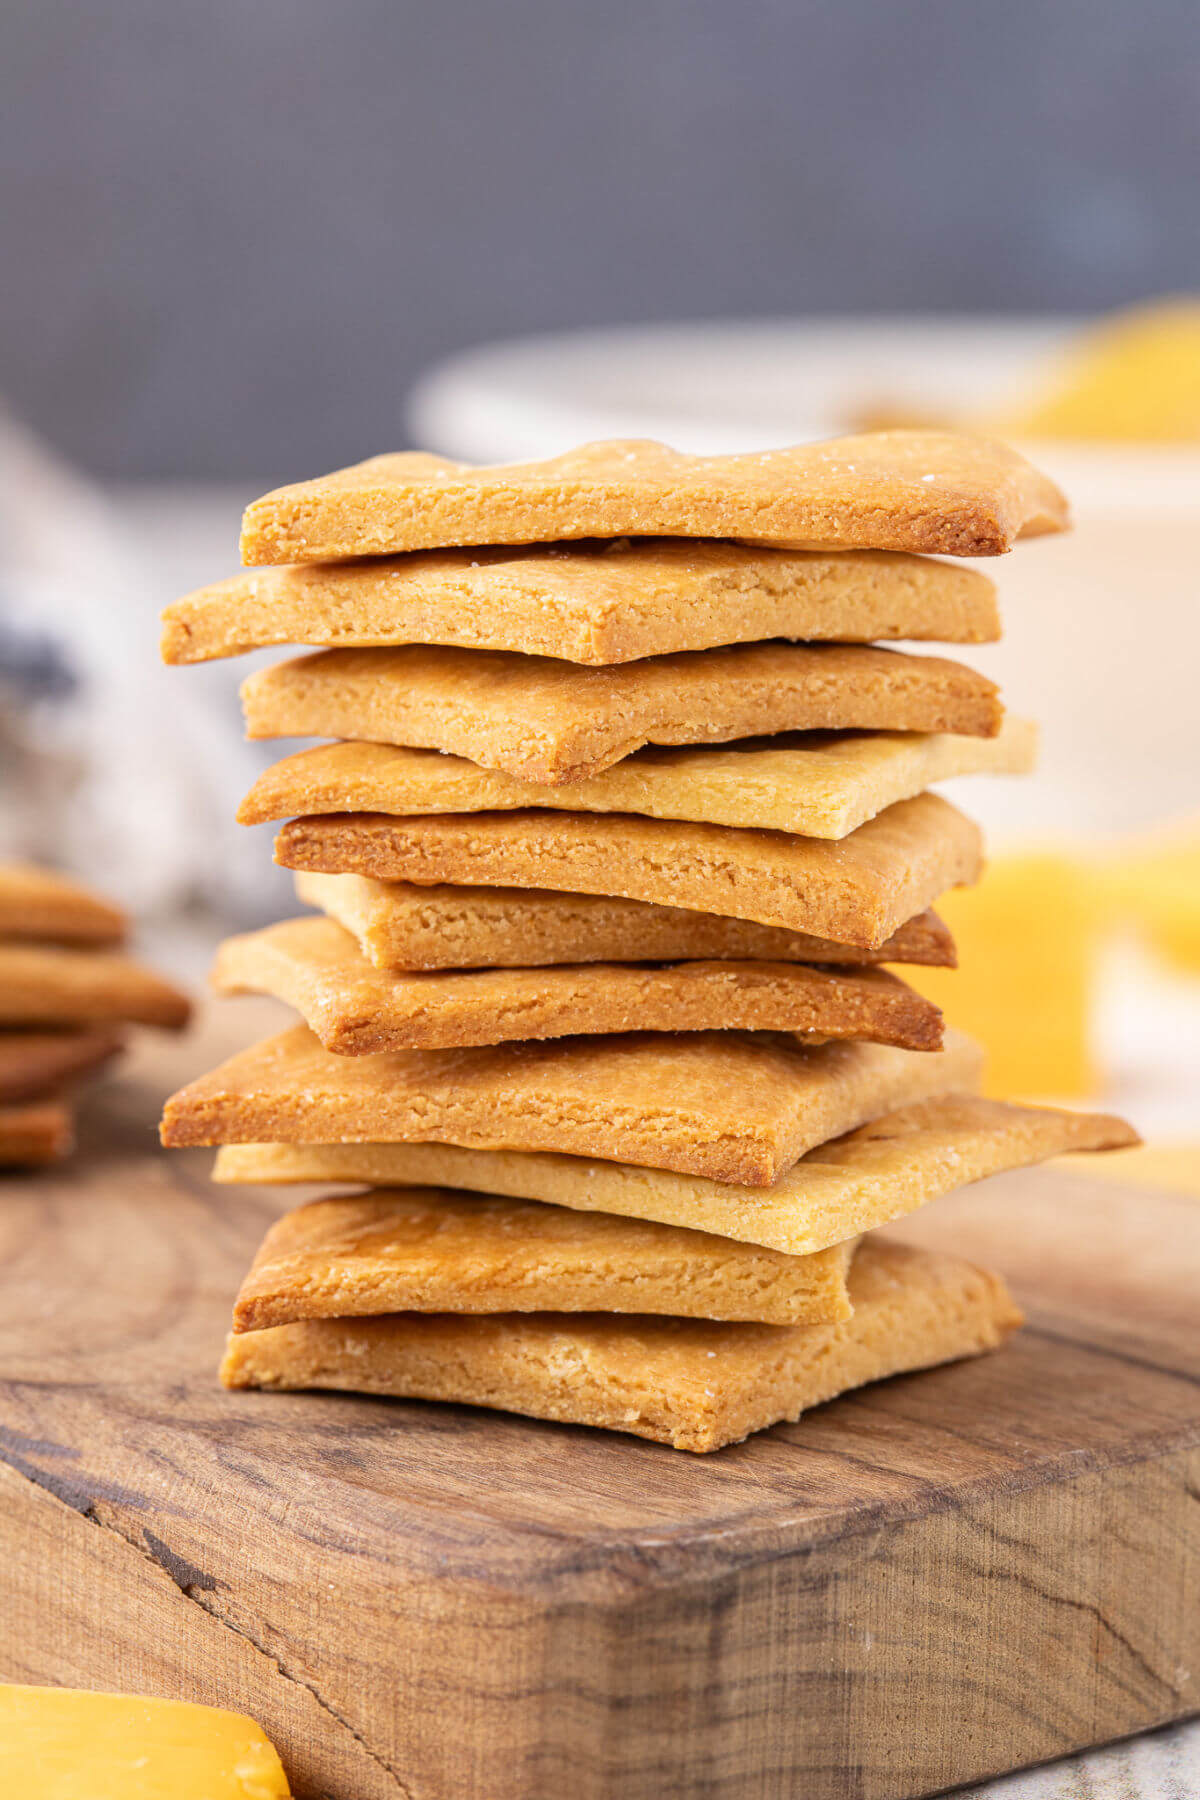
left=2, top=0, right=1199, bottom=1131
left=3, top=0, right=1199, bottom=480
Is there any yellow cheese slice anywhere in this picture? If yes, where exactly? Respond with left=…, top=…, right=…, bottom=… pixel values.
left=1056, top=1141, right=1200, bottom=1196
left=1102, top=820, right=1200, bottom=975
left=0, top=1684, right=290, bottom=1799
left=906, top=853, right=1101, bottom=1098
left=995, top=298, right=1200, bottom=442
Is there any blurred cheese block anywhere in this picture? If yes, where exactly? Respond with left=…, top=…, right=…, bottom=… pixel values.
left=0, top=1684, right=290, bottom=1799
left=1102, top=819, right=1200, bottom=974
left=906, top=854, right=1101, bottom=1098
left=1057, top=1141, right=1200, bottom=1195
left=994, top=298, right=1200, bottom=442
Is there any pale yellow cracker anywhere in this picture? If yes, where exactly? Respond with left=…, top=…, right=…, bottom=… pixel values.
left=0, top=863, right=126, bottom=946
left=241, top=718, right=1034, bottom=840
left=163, top=540, right=1000, bottom=667
left=296, top=871, right=957, bottom=972
left=0, top=944, right=191, bottom=1030
left=161, top=1023, right=979, bottom=1187
left=239, top=432, right=1068, bottom=564
left=240, top=642, right=1003, bottom=784
left=275, top=792, right=983, bottom=947
left=215, top=1092, right=1134, bottom=1257
left=211, top=915, right=944, bottom=1054
left=231, top=1187, right=859, bottom=1330
left=220, top=1237, right=1024, bottom=1452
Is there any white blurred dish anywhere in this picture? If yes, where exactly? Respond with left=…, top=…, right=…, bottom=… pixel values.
left=407, top=316, right=1200, bottom=515
left=408, top=317, right=1200, bottom=841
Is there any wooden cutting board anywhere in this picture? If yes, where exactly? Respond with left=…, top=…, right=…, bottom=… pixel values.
left=1, top=1008, right=1197, bottom=1800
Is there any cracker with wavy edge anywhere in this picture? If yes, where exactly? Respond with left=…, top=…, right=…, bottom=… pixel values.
left=239, top=432, right=1067, bottom=564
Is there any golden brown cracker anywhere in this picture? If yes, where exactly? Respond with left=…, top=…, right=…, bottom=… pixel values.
left=214, top=1093, right=1133, bottom=1258
left=163, top=540, right=1001, bottom=667
left=230, top=1187, right=859, bottom=1330
left=241, top=718, right=1035, bottom=839
left=0, top=944, right=191, bottom=1030
left=0, top=1100, right=73, bottom=1166
left=0, top=863, right=126, bottom=946
left=0, top=1029, right=124, bottom=1104
left=211, top=915, right=944, bottom=1054
left=295, top=871, right=957, bottom=972
left=239, top=432, right=1067, bottom=563
left=161, top=1022, right=980, bottom=1187
left=220, top=1237, right=1024, bottom=1452
left=274, top=792, right=983, bottom=948
left=240, top=642, right=1003, bottom=783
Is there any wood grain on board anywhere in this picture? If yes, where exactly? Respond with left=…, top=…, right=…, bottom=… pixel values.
left=0, top=1005, right=1196, bottom=1800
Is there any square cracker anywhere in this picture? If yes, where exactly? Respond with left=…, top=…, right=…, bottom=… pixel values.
left=0, top=945, right=191, bottom=1030
left=0, top=1029, right=124, bottom=1104
left=242, top=719, right=1034, bottom=840
left=240, top=642, right=1003, bottom=785
left=165, top=541, right=999, bottom=667
left=238, top=432, right=1068, bottom=564
left=219, top=1237, right=1024, bottom=1453
left=160, top=1023, right=981, bottom=1187
left=0, top=863, right=126, bottom=946
left=215, top=1094, right=1135, bottom=1257
left=211, top=915, right=944, bottom=1054
left=0, top=1100, right=73, bottom=1166
left=275, top=792, right=983, bottom=948
left=230, top=1188, right=859, bottom=1330
left=295, top=871, right=957, bottom=973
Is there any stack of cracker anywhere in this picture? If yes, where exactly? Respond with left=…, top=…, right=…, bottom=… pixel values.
left=0, top=863, right=190, bottom=1166
left=160, top=433, right=1136, bottom=1452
